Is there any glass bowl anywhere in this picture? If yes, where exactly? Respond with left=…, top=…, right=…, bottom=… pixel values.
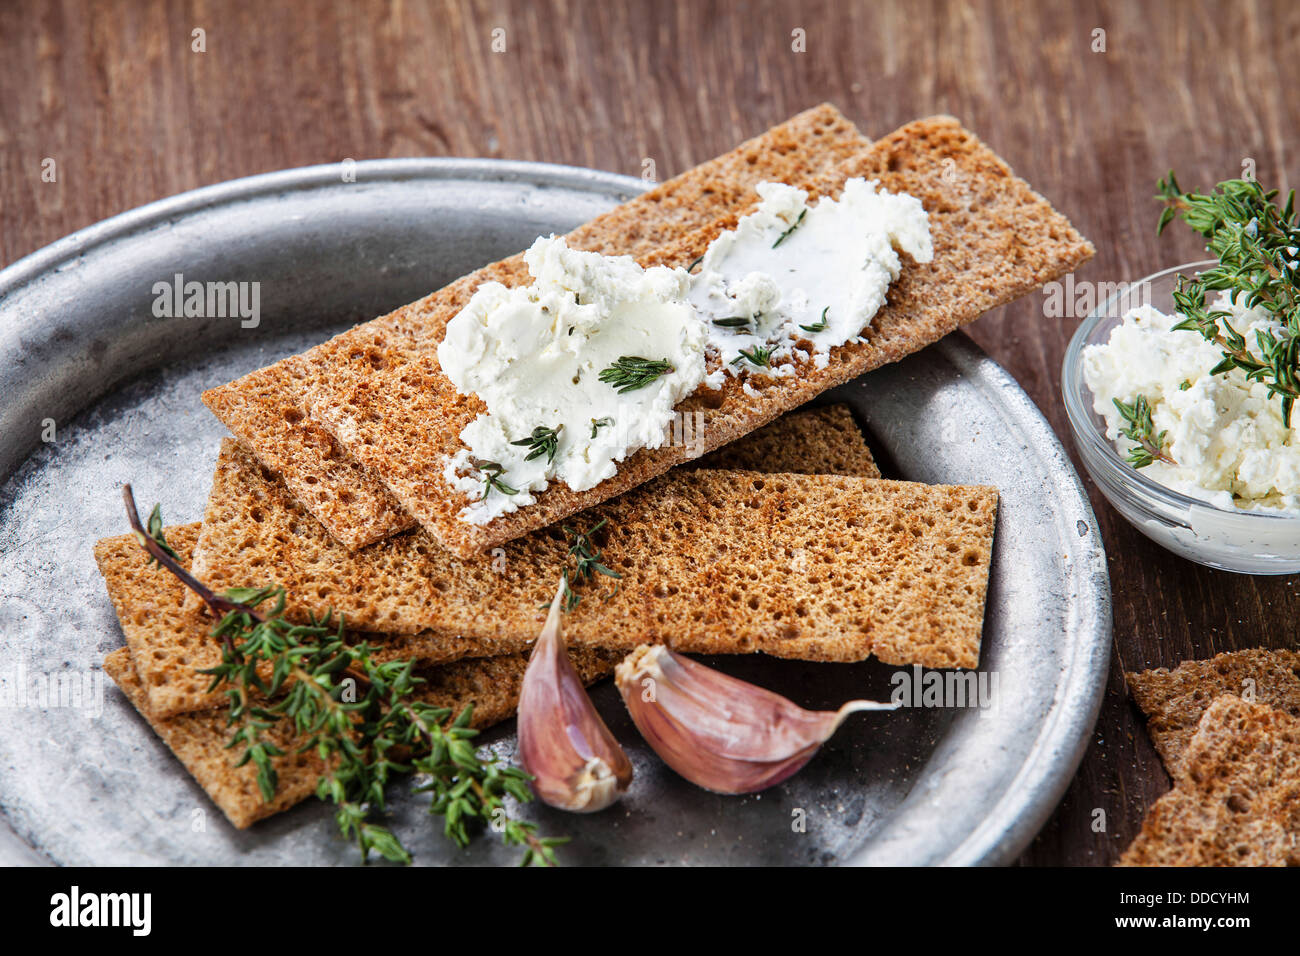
left=1062, top=260, right=1300, bottom=574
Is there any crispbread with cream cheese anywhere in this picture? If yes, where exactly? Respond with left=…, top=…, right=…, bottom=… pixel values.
left=190, top=436, right=995, bottom=669
left=306, top=116, right=1090, bottom=557
left=202, top=104, right=872, bottom=550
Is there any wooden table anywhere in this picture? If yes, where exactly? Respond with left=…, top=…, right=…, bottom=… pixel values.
left=3, top=0, right=1296, bottom=866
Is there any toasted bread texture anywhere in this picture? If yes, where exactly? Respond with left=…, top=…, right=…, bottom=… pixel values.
left=118, top=405, right=877, bottom=717
left=202, top=104, right=872, bottom=549
left=1126, top=647, right=1300, bottom=776
left=191, top=437, right=996, bottom=669
left=94, top=525, right=515, bottom=717
left=1118, top=695, right=1300, bottom=867
left=304, top=115, right=1091, bottom=557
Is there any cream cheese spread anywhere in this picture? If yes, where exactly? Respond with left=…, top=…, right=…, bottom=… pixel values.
left=439, top=178, right=933, bottom=524
left=1083, top=295, right=1300, bottom=513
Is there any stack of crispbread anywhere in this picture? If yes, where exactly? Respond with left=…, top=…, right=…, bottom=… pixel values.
left=1120, top=649, right=1300, bottom=866
left=100, top=405, right=890, bottom=827
left=97, top=104, right=1091, bottom=833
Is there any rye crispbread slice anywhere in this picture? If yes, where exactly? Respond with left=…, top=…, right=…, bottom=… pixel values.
left=94, top=525, right=516, bottom=718
left=1118, top=695, right=1300, bottom=867
left=202, top=104, right=872, bottom=550
left=191, top=437, right=995, bottom=669
left=104, top=643, right=621, bottom=829
left=1126, top=648, right=1300, bottom=777
left=132, top=405, right=876, bottom=717
left=304, top=115, right=1091, bottom=558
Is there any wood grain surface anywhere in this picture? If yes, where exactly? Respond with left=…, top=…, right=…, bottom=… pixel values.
left=3, top=0, right=1298, bottom=866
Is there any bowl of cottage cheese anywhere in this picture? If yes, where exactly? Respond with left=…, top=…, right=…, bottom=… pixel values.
left=1063, top=260, right=1300, bottom=573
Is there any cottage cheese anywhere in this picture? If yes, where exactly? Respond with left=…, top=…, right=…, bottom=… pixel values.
left=1083, top=295, right=1300, bottom=513
left=439, top=178, right=932, bottom=524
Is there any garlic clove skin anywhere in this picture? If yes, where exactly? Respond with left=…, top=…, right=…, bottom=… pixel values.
left=615, top=644, right=897, bottom=795
left=517, top=579, right=633, bottom=812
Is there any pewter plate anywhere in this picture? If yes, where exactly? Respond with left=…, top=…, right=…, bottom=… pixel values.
left=0, top=160, right=1111, bottom=866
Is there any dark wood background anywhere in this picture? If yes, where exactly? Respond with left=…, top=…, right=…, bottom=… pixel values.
left=3, top=0, right=1297, bottom=865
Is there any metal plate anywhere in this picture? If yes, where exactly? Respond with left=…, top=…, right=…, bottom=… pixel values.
left=0, top=160, right=1111, bottom=866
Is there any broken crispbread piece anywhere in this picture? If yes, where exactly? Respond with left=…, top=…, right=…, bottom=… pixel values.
left=202, top=104, right=872, bottom=549
left=1118, top=695, right=1300, bottom=867
left=306, top=116, right=1091, bottom=558
left=1126, top=648, right=1300, bottom=777
left=192, top=439, right=996, bottom=669
left=94, top=524, right=516, bottom=718
left=104, top=644, right=620, bottom=830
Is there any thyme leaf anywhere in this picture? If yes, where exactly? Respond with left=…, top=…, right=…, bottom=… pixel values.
left=799, top=306, right=830, bottom=333
left=476, top=460, right=519, bottom=497
left=731, top=344, right=774, bottom=368
left=510, top=425, right=562, bottom=464
left=1113, top=395, right=1175, bottom=468
left=557, top=518, right=622, bottom=610
left=771, top=208, right=807, bottom=248
left=598, top=356, right=675, bottom=393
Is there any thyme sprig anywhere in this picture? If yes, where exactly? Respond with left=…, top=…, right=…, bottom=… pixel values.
left=120, top=485, right=564, bottom=866
left=598, top=356, right=675, bottom=393
left=1112, top=396, right=1175, bottom=468
left=731, top=344, right=774, bottom=368
left=772, top=208, right=807, bottom=248
left=510, top=425, right=562, bottom=464
left=476, top=460, right=520, bottom=497
left=712, top=315, right=753, bottom=329
left=556, top=518, right=622, bottom=610
left=590, top=416, right=613, bottom=439
left=1157, top=171, right=1300, bottom=425
left=799, top=306, right=830, bottom=334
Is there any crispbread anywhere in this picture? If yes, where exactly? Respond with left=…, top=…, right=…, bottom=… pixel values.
left=1126, top=648, right=1300, bottom=776
left=305, top=115, right=1090, bottom=557
left=104, top=643, right=621, bottom=830
left=191, top=439, right=996, bottom=669
left=139, top=405, right=875, bottom=717
left=202, top=104, right=872, bottom=549
left=1118, top=695, right=1300, bottom=867
left=187, top=402, right=878, bottom=610
left=694, top=403, right=879, bottom=477
left=94, top=525, right=514, bottom=718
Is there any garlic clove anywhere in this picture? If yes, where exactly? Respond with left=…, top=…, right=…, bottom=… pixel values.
left=615, top=644, right=897, bottom=795
left=517, top=578, right=633, bottom=812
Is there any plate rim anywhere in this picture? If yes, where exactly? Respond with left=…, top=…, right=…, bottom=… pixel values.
left=0, top=158, right=1112, bottom=867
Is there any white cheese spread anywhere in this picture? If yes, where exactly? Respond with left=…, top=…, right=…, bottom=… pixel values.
left=438, top=238, right=707, bottom=523
left=1083, top=295, right=1300, bottom=513
left=439, top=178, right=933, bottom=524
left=690, top=179, right=933, bottom=381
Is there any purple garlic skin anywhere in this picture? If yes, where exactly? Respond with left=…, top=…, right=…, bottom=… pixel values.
left=616, top=644, right=897, bottom=794
left=517, top=580, right=633, bottom=812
